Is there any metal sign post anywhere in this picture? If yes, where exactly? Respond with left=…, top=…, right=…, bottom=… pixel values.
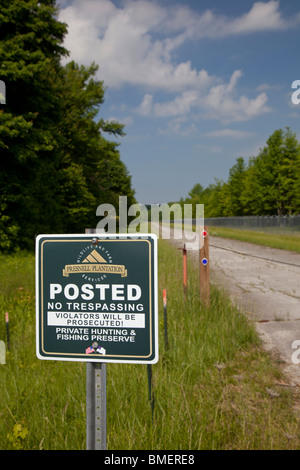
left=85, top=228, right=106, bottom=450
left=86, top=362, right=106, bottom=450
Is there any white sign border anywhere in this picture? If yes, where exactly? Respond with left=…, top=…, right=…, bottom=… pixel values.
left=36, top=233, right=158, bottom=364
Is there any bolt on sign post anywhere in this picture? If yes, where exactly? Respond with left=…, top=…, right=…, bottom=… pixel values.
left=35, top=232, right=158, bottom=449
left=199, top=227, right=210, bottom=307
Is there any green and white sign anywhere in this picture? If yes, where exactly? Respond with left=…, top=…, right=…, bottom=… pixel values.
left=36, top=234, right=158, bottom=364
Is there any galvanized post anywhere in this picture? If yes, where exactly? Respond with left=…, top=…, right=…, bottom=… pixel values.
left=85, top=228, right=107, bottom=450
left=95, top=363, right=107, bottom=449
left=86, top=362, right=95, bottom=449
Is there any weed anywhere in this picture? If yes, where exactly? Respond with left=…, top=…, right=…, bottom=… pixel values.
left=0, top=243, right=299, bottom=449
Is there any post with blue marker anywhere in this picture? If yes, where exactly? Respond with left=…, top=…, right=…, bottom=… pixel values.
left=200, top=227, right=210, bottom=307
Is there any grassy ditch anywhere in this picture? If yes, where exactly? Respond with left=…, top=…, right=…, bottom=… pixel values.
left=0, top=243, right=300, bottom=450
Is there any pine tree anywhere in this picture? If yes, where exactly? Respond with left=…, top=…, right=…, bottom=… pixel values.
left=0, top=1, right=135, bottom=251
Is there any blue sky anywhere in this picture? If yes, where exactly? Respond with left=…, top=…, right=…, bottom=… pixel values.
left=57, top=0, right=300, bottom=204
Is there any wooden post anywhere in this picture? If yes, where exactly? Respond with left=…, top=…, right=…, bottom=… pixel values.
left=200, top=226, right=210, bottom=307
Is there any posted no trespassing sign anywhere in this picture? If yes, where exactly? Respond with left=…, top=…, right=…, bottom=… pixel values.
left=36, top=233, right=158, bottom=364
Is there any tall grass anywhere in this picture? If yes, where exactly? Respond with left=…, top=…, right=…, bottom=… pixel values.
left=0, top=243, right=299, bottom=449
left=208, top=226, right=300, bottom=253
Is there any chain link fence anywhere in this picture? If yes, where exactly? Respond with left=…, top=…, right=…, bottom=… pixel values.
left=204, top=215, right=300, bottom=233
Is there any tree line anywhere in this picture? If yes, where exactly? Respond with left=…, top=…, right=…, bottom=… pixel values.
left=0, top=0, right=135, bottom=252
left=181, top=127, right=300, bottom=218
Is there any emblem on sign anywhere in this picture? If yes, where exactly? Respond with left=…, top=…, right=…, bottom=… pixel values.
left=62, top=247, right=127, bottom=278
left=85, top=342, right=106, bottom=355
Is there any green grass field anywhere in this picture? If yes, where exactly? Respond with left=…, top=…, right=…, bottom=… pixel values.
left=207, top=226, right=300, bottom=253
left=171, top=221, right=300, bottom=252
left=0, top=242, right=300, bottom=450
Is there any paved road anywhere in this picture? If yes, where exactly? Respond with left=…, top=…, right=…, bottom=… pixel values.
left=208, top=236, right=300, bottom=385
left=158, top=225, right=300, bottom=385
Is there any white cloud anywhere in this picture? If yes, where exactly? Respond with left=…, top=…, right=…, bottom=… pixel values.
left=136, top=94, right=153, bottom=116
left=202, top=70, right=271, bottom=122
left=228, top=1, right=288, bottom=34
left=158, top=116, right=197, bottom=137
left=136, top=70, right=271, bottom=122
left=154, top=90, right=200, bottom=117
left=58, top=1, right=299, bottom=91
left=256, top=83, right=272, bottom=92
left=58, top=0, right=214, bottom=90
left=158, top=1, right=300, bottom=40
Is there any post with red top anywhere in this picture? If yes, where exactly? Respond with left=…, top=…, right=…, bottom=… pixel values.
left=200, top=227, right=210, bottom=307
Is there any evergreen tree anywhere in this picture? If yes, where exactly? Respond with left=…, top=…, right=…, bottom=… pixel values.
left=222, top=157, right=246, bottom=216
left=200, top=180, right=226, bottom=217
left=280, top=128, right=300, bottom=215
left=182, top=128, right=300, bottom=218
left=0, top=1, right=135, bottom=251
left=241, top=128, right=300, bottom=216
